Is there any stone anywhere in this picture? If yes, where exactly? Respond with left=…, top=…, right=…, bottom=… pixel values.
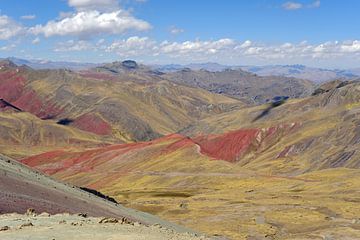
left=99, top=217, right=118, bottom=224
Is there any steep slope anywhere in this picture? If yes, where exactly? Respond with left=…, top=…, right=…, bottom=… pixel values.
left=163, top=68, right=315, bottom=104
left=0, top=154, right=199, bottom=234
left=0, top=60, right=242, bottom=144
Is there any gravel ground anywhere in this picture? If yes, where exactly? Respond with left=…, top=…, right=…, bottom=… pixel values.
left=0, top=213, right=210, bottom=240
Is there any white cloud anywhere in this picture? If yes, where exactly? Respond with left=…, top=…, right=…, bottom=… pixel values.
left=237, top=40, right=252, bottom=49
left=103, top=37, right=360, bottom=64
left=46, top=36, right=360, bottom=67
left=32, top=37, right=40, bottom=44
left=68, top=0, right=119, bottom=11
left=159, top=38, right=235, bottom=56
left=0, top=15, right=24, bottom=40
left=21, top=15, right=36, bottom=20
left=107, top=36, right=157, bottom=56
left=282, top=1, right=303, bottom=10
left=30, top=10, right=151, bottom=38
left=169, top=26, right=184, bottom=35
left=340, top=40, right=360, bottom=53
left=106, top=37, right=236, bottom=60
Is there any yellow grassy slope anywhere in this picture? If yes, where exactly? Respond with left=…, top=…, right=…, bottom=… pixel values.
left=0, top=111, right=116, bottom=158
left=48, top=142, right=360, bottom=240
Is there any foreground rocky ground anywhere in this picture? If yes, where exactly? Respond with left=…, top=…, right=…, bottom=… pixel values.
left=0, top=213, right=210, bottom=240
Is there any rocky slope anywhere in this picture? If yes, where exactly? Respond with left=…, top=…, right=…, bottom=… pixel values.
left=163, top=68, right=315, bottom=104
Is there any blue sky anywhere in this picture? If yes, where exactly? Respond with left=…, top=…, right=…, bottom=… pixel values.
left=0, top=0, right=360, bottom=68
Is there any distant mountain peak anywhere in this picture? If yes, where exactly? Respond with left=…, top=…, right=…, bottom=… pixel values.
left=122, top=60, right=138, bottom=69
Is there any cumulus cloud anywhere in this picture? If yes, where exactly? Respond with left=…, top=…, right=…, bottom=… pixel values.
left=160, top=38, right=235, bottom=56
left=106, top=37, right=236, bottom=60
left=0, top=15, right=24, bottom=40
left=282, top=1, right=303, bottom=10
left=102, top=37, right=360, bottom=63
left=21, top=15, right=36, bottom=20
left=106, top=36, right=157, bottom=56
left=30, top=10, right=151, bottom=38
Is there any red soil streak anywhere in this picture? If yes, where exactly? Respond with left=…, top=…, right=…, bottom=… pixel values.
left=22, top=150, right=66, bottom=168
left=22, top=123, right=301, bottom=175
left=73, top=113, right=112, bottom=136
left=22, top=135, right=185, bottom=174
left=195, top=129, right=260, bottom=163
left=13, top=90, right=64, bottom=119
left=23, top=142, right=151, bottom=174
left=162, top=136, right=197, bottom=154
left=0, top=71, right=26, bottom=102
left=0, top=70, right=64, bottom=118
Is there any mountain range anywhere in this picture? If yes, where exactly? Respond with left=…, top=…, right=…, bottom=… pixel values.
left=1, top=59, right=360, bottom=239
left=4, top=57, right=360, bottom=83
left=156, top=62, right=360, bottom=83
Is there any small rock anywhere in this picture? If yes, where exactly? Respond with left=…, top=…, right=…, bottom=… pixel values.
left=19, top=222, right=33, bottom=229
left=179, top=203, right=188, bottom=209
left=58, top=220, right=66, bottom=224
left=71, top=222, right=82, bottom=226
left=153, top=223, right=162, bottom=228
left=78, top=213, right=87, bottom=218
left=26, top=208, right=36, bottom=216
left=99, top=217, right=119, bottom=224
left=121, top=217, right=133, bottom=225
left=0, top=226, right=10, bottom=231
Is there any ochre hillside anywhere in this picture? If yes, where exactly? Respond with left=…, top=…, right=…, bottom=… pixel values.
left=0, top=60, right=242, bottom=156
